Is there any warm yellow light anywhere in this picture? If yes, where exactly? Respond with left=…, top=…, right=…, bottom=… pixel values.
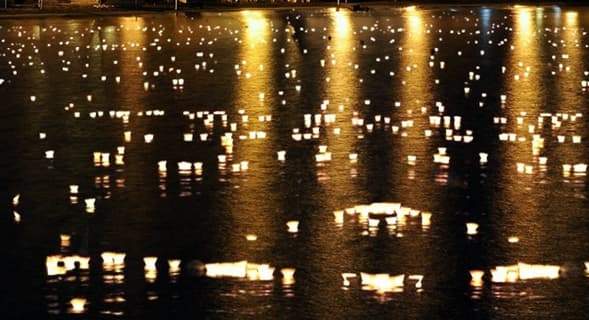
left=466, top=223, right=479, bottom=235
left=333, top=9, right=351, bottom=36
left=241, top=11, right=267, bottom=37
left=281, top=268, right=295, bottom=285
left=470, top=270, right=484, bottom=287
left=70, top=298, right=87, bottom=314
left=286, top=220, right=299, bottom=233
left=360, top=273, right=405, bottom=294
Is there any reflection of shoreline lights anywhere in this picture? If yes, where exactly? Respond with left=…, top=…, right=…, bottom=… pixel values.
left=241, top=11, right=267, bottom=36
left=565, top=11, right=578, bottom=25
left=332, top=8, right=351, bottom=36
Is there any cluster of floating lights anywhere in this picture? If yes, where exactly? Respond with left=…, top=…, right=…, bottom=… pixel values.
left=3, top=6, right=589, bottom=312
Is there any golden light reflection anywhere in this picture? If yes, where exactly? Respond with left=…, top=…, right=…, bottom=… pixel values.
left=390, top=7, right=435, bottom=272
left=228, top=10, right=278, bottom=260
left=241, top=11, right=268, bottom=36
left=333, top=9, right=351, bottom=36
left=322, top=8, right=358, bottom=192
left=495, top=6, right=545, bottom=260
left=553, top=10, right=585, bottom=185
left=397, top=6, right=433, bottom=192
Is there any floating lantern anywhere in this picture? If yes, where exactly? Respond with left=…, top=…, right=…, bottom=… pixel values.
left=466, top=222, right=478, bottom=235
left=368, top=218, right=380, bottom=228
left=60, top=234, right=71, bottom=247
left=407, top=155, right=417, bottom=165
left=421, top=212, right=432, bottom=227
left=286, top=221, right=299, bottom=233
left=85, top=198, right=96, bottom=213
left=517, top=263, right=560, bottom=280
left=158, top=161, right=167, bottom=173
left=168, top=260, right=181, bottom=275
left=101, top=252, right=126, bottom=266
left=538, top=157, right=547, bottom=165
left=508, top=236, right=519, bottom=243
left=144, top=257, right=157, bottom=281
left=144, top=134, right=154, bottom=143
left=573, top=163, right=587, bottom=173
left=360, top=273, right=405, bottom=294
left=469, top=270, right=484, bottom=287
left=13, top=211, right=21, bottom=223
left=277, top=150, right=286, bottom=161
left=333, top=210, right=344, bottom=225
left=70, top=298, right=87, bottom=314
left=281, top=268, right=295, bottom=285
left=178, top=161, right=192, bottom=171
left=144, top=257, right=157, bottom=270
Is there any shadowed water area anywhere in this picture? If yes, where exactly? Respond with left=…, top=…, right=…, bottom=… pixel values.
left=1, top=4, right=589, bottom=319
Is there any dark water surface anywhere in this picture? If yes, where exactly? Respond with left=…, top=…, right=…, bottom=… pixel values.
left=1, top=4, right=589, bottom=319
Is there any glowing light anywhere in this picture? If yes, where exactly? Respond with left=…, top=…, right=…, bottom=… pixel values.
left=205, top=261, right=275, bottom=281
left=360, top=273, right=405, bottom=294
left=490, top=263, right=560, bottom=283
left=70, top=298, right=87, bottom=314
left=101, top=252, right=126, bottom=267
left=286, top=221, right=299, bottom=233
left=466, top=223, right=479, bottom=235
left=281, top=268, right=295, bottom=286
left=470, top=270, right=484, bottom=287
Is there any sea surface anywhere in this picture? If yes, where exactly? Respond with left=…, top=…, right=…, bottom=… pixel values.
left=1, top=4, right=589, bottom=319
